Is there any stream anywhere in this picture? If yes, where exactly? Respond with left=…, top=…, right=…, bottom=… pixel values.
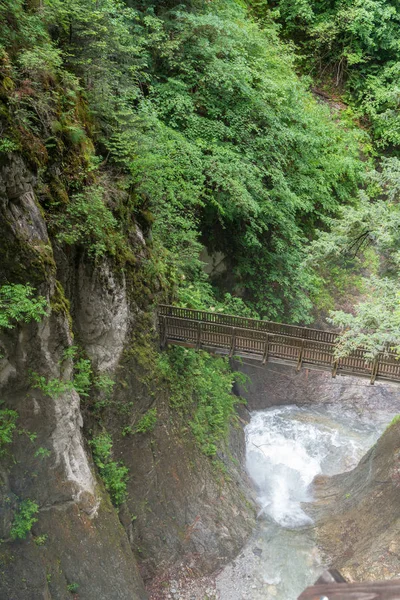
left=216, top=401, right=397, bottom=600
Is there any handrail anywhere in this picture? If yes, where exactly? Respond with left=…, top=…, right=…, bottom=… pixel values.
left=158, top=305, right=400, bottom=385
left=158, top=304, right=338, bottom=343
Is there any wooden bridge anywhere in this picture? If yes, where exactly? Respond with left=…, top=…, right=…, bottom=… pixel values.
left=158, top=305, right=400, bottom=385
left=298, top=570, right=400, bottom=599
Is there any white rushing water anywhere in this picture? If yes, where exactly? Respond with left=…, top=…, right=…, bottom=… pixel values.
left=217, top=402, right=396, bottom=600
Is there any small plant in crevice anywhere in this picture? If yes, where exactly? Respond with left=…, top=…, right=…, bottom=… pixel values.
left=0, top=407, right=19, bottom=455
left=31, top=372, right=72, bottom=399
left=0, top=137, right=20, bottom=154
left=10, top=498, right=39, bottom=540
left=34, top=447, right=51, bottom=459
left=89, top=432, right=129, bottom=506
left=387, top=414, right=400, bottom=430
left=32, top=347, right=116, bottom=406
left=67, top=582, right=79, bottom=593
left=92, top=374, right=116, bottom=412
left=0, top=284, right=47, bottom=330
left=72, top=358, right=92, bottom=397
left=34, top=534, right=48, bottom=546
left=135, top=408, right=157, bottom=434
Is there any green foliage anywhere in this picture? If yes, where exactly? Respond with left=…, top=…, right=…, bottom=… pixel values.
left=94, top=374, right=115, bottom=395
left=0, top=0, right=364, bottom=322
left=55, top=185, right=125, bottom=259
left=67, top=583, right=79, bottom=593
left=0, top=285, right=47, bottom=329
left=33, top=534, right=48, bottom=546
left=387, top=414, right=400, bottom=430
left=328, top=278, right=400, bottom=358
left=72, top=359, right=92, bottom=397
left=10, top=499, right=39, bottom=540
left=135, top=408, right=157, bottom=434
left=158, top=347, right=246, bottom=456
left=31, top=372, right=72, bottom=399
left=177, top=282, right=259, bottom=318
left=120, top=2, right=363, bottom=321
left=32, top=348, right=95, bottom=398
left=266, top=0, right=400, bottom=147
left=310, top=157, right=400, bottom=355
left=0, top=138, right=20, bottom=154
left=0, top=408, right=18, bottom=454
left=34, top=447, right=51, bottom=459
left=90, top=432, right=129, bottom=506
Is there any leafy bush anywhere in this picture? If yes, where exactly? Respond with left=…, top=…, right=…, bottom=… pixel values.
left=32, top=351, right=94, bottom=399
left=34, top=447, right=51, bottom=459
left=268, top=0, right=400, bottom=147
left=33, top=534, right=48, bottom=546
left=135, top=408, right=157, bottom=434
left=90, top=432, right=129, bottom=506
left=158, top=347, right=246, bottom=456
left=0, top=285, right=47, bottom=329
left=0, top=408, right=18, bottom=454
left=0, top=138, right=20, bottom=154
left=31, top=373, right=72, bottom=399
left=10, top=499, right=39, bottom=540
left=310, top=157, right=400, bottom=355
left=72, top=359, right=92, bottom=397
left=55, top=185, right=124, bottom=259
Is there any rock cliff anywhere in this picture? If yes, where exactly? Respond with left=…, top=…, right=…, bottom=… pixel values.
left=0, top=155, right=255, bottom=598
left=310, top=419, right=400, bottom=582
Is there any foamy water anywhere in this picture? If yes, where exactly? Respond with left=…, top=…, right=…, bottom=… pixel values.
left=217, top=402, right=396, bottom=600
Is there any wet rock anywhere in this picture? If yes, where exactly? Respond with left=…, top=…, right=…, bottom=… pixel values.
left=0, top=156, right=147, bottom=599
left=309, top=419, right=400, bottom=581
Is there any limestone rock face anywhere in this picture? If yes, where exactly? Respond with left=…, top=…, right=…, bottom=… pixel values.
left=0, top=155, right=147, bottom=600
left=309, top=420, right=400, bottom=582
left=233, top=359, right=399, bottom=413
left=74, top=259, right=129, bottom=373
left=0, top=154, right=255, bottom=598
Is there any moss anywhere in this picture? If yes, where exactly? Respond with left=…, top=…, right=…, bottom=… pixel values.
left=386, top=414, right=400, bottom=430
left=50, top=281, right=73, bottom=331
left=0, top=224, right=52, bottom=286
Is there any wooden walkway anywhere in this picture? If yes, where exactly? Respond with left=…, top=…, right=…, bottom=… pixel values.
left=158, top=305, right=400, bottom=385
left=298, top=570, right=400, bottom=599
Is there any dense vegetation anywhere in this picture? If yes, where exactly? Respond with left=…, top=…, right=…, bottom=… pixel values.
left=260, top=0, right=400, bottom=148
left=248, top=0, right=400, bottom=353
left=2, top=0, right=399, bottom=475
left=0, top=0, right=366, bottom=324
left=311, top=156, right=400, bottom=356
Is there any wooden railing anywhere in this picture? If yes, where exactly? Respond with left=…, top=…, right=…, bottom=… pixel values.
left=158, top=305, right=400, bottom=385
left=298, top=570, right=400, bottom=599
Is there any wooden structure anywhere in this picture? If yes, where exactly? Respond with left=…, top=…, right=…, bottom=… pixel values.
left=158, top=305, right=400, bottom=385
left=299, top=570, right=400, bottom=599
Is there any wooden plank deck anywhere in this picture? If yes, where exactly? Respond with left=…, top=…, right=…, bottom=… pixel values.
left=298, top=579, right=400, bottom=599
left=158, top=305, right=400, bottom=385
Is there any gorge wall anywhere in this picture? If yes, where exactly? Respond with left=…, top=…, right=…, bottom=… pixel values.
left=0, top=155, right=255, bottom=599
left=311, top=418, right=400, bottom=582
left=232, top=358, right=399, bottom=413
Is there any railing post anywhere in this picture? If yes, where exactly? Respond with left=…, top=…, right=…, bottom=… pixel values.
left=370, top=355, right=380, bottom=385
left=160, top=315, right=167, bottom=349
left=196, top=321, right=202, bottom=351
left=262, top=335, right=269, bottom=365
left=297, top=339, right=304, bottom=372
left=229, top=327, right=236, bottom=358
left=332, top=358, right=338, bottom=378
